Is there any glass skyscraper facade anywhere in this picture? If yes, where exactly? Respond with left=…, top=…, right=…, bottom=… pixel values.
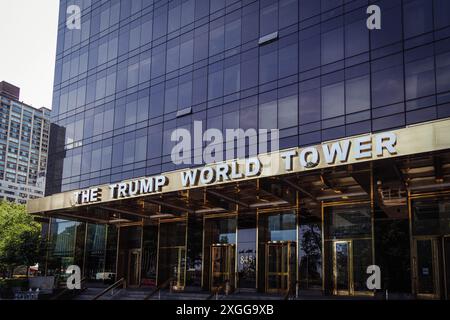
left=33, top=0, right=450, bottom=299
left=48, top=0, right=450, bottom=196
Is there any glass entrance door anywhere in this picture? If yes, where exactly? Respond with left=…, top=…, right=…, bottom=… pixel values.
left=413, top=238, right=440, bottom=298
left=157, top=219, right=187, bottom=291
left=128, top=249, right=141, bottom=287
left=210, top=244, right=235, bottom=291
left=158, top=247, right=186, bottom=290
left=333, top=241, right=352, bottom=295
left=265, top=241, right=296, bottom=293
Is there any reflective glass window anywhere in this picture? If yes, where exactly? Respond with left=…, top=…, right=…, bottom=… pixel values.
left=436, top=52, right=450, bottom=93
left=299, top=82, right=321, bottom=124
left=259, top=101, right=277, bottom=130
left=405, top=57, right=435, bottom=100
left=322, top=82, right=344, bottom=119
left=434, top=0, right=450, bottom=29
left=345, top=19, right=368, bottom=57
left=209, top=24, right=225, bottom=56
left=278, top=95, right=298, bottom=129
left=208, top=65, right=224, bottom=100
left=346, top=75, right=370, bottom=113
left=151, top=45, right=166, bottom=78
left=225, top=18, right=241, bottom=50
left=260, top=3, right=278, bottom=36
left=259, top=44, right=278, bottom=84
left=279, top=42, right=298, bottom=78
left=321, top=27, right=344, bottom=65
left=241, top=48, right=258, bottom=90
left=372, top=56, right=404, bottom=108
left=300, top=34, right=320, bottom=71
left=403, top=0, right=433, bottom=39
left=279, top=0, right=298, bottom=29
left=224, top=63, right=240, bottom=96
left=371, top=3, right=402, bottom=49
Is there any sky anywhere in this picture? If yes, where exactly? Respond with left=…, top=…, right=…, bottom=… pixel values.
left=0, top=0, right=59, bottom=109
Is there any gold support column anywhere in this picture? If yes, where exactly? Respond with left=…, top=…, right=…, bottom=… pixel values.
left=408, top=190, right=415, bottom=296
left=156, top=219, right=161, bottom=286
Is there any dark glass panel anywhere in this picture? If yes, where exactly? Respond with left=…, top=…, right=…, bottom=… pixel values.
left=299, top=86, right=321, bottom=124
left=279, top=0, right=298, bottom=29
left=346, top=75, right=370, bottom=113
left=403, top=0, right=433, bottom=39
left=405, top=57, right=435, bottom=100
left=322, top=82, right=344, bottom=119
left=436, top=52, right=450, bottom=93
left=324, top=205, right=371, bottom=239
left=321, top=27, right=344, bottom=65
left=259, top=45, right=278, bottom=84
left=434, top=0, right=450, bottom=29
left=370, top=2, right=402, bottom=49
left=299, top=35, right=320, bottom=71
left=278, top=42, right=298, bottom=78
left=372, top=65, right=404, bottom=108
left=345, top=19, right=368, bottom=57
left=412, top=197, right=450, bottom=236
left=260, top=3, right=278, bottom=36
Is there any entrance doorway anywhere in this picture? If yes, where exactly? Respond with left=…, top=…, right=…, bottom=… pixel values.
left=117, top=248, right=141, bottom=287
left=210, top=244, right=235, bottom=291
left=410, top=195, right=450, bottom=299
left=157, top=219, right=187, bottom=291
left=158, top=246, right=186, bottom=290
left=332, top=240, right=353, bottom=295
left=265, top=241, right=296, bottom=293
left=324, top=204, right=373, bottom=296
left=412, top=236, right=450, bottom=299
left=116, top=226, right=142, bottom=287
left=128, top=249, right=141, bottom=286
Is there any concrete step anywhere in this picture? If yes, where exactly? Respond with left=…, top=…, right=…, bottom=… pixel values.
left=147, top=290, right=211, bottom=300
left=221, top=292, right=284, bottom=300
left=72, top=287, right=118, bottom=300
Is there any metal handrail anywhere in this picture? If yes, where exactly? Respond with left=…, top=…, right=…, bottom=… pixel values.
left=92, top=278, right=126, bottom=300
left=283, top=289, right=292, bottom=300
left=206, top=283, right=227, bottom=300
left=143, top=278, right=174, bottom=300
left=284, top=281, right=299, bottom=300
left=50, top=277, right=87, bottom=300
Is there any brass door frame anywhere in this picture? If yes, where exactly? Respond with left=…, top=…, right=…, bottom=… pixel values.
left=412, top=236, right=441, bottom=299
left=332, top=240, right=354, bottom=296
left=322, top=200, right=374, bottom=297
left=265, top=241, right=295, bottom=294
left=210, top=243, right=236, bottom=291
left=203, top=214, right=238, bottom=290
left=409, top=192, right=450, bottom=299
left=127, top=248, right=141, bottom=287
left=175, top=246, right=185, bottom=290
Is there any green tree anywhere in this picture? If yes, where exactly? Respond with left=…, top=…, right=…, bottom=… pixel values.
left=0, top=201, right=41, bottom=278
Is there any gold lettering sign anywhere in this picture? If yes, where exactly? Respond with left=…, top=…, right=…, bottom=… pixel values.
left=27, top=119, right=450, bottom=213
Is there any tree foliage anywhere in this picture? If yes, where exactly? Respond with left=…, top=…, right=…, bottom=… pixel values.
left=0, top=201, right=41, bottom=276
